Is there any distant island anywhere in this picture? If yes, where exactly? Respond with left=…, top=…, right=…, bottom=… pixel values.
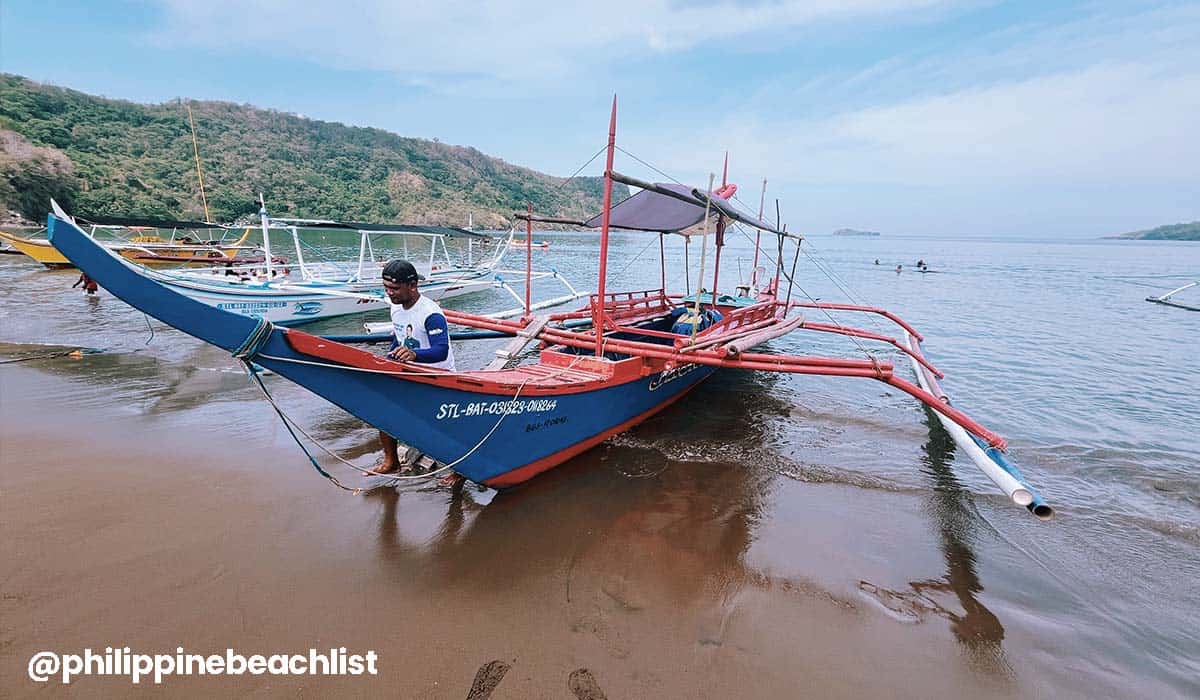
left=833, top=228, right=881, bottom=237
left=1108, top=222, right=1200, bottom=241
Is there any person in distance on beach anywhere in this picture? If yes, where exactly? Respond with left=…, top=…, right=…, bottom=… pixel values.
left=372, top=259, right=457, bottom=476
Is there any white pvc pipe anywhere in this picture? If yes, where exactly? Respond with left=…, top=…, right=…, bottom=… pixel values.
left=258, top=194, right=273, bottom=278
left=903, top=331, right=1033, bottom=506
left=356, top=232, right=368, bottom=282
left=290, top=227, right=308, bottom=280
left=1158, top=280, right=1198, bottom=300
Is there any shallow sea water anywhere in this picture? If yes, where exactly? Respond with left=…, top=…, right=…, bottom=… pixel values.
left=1, top=230, right=1197, bottom=698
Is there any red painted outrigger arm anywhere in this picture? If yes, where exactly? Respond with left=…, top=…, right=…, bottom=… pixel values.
left=446, top=296, right=1009, bottom=451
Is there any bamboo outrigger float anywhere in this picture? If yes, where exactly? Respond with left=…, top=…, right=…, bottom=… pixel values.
left=45, top=98, right=1051, bottom=518
left=1145, top=280, right=1199, bottom=311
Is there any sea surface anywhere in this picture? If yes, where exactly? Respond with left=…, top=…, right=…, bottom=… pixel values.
left=1, top=230, right=1198, bottom=698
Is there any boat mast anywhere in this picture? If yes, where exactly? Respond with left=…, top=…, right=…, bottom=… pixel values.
left=710, top=153, right=728, bottom=307
left=186, top=103, right=212, bottom=224
left=594, top=95, right=618, bottom=357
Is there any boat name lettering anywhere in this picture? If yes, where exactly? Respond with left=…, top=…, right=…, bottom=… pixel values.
left=525, top=416, right=569, bottom=432
left=648, top=363, right=698, bottom=391
left=436, top=398, right=558, bottom=420
left=215, top=301, right=289, bottom=311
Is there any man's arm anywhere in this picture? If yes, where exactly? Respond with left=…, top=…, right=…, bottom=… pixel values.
left=412, top=313, right=450, bottom=363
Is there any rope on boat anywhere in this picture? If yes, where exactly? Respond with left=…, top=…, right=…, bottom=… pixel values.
left=730, top=221, right=891, bottom=363
left=243, top=342, right=592, bottom=490
left=142, top=313, right=156, bottom=345
left=244, top=358, right=531, bottom=488
left=232, top=317, right=275, bottom=360
left=555, top=144, right=610, bottom=192
left=243, top=362, right=363, bottom=492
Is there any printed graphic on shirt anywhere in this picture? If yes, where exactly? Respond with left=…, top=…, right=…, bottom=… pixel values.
left=389, top=295, right=456, bottom=370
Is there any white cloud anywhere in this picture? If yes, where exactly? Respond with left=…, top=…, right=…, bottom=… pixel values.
left=629, top=4, right=1200, bottom=191
left=156, top=0, right=950, bottom=84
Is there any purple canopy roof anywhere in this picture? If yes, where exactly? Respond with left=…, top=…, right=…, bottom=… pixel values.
left=582, top=179, right=783, bottom=234
left=583, top=183, right=711, bottom=232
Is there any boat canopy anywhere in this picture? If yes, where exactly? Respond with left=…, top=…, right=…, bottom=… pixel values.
left=580, top=171, right=786, bottom=235
left=272, top=218, right=490, bottom=239
left=76, top=214, right=230, bottom=230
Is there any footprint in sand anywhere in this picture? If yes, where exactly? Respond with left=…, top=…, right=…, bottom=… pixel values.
left=568, top=668, right=608, bottom=700
left=465, top=660, right=511, bottom=700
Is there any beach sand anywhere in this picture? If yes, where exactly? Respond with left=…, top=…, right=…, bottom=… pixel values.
left=0, top=359, right=1178, bottom=698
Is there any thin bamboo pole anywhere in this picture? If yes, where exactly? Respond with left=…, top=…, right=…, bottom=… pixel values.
left=186, top=103, right=211, bottom=223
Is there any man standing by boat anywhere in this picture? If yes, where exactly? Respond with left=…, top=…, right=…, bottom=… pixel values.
left=373, top=259, right=456, bottom=474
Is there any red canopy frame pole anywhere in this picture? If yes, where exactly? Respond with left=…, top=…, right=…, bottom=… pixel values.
left=773, top=232, right=783, bottom=299
left=595, top=96, right=618, bottom=357
left=524, top=202, right=532, bottom=320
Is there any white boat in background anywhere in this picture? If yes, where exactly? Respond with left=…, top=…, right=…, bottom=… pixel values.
left=510, top=238, right=550, bottom=249
left=52, top=200, right=586, bottom=325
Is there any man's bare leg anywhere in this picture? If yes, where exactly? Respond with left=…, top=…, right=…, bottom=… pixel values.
left=374, top=431, right=400, bottom=474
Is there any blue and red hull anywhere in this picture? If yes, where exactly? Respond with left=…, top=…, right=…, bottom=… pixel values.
left=48, top=213, right=716, bottom=486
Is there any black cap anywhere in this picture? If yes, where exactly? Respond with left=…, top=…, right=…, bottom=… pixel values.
left=382, top=259, right=419, bottom=284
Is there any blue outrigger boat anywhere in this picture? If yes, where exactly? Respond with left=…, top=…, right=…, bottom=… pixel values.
left=46, top=100, right=1051, bottom=517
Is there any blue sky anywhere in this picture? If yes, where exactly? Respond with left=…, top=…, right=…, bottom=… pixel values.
left=2, top=0, right=1197, bottom=237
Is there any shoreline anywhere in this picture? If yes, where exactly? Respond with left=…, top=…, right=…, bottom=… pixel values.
left=3, top=359, right=1191, bottom=698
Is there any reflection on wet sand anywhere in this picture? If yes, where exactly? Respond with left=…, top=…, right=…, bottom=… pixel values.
left=0, top=342, right=254, bottom=415
left=914, top=411, right=1009, bottom=673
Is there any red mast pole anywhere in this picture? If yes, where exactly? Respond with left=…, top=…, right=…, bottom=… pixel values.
left=524, top=202, right=533, bottom=320
left=595, top=96, right=617, bottom=357
left=710, top=152, right=728, bottom=309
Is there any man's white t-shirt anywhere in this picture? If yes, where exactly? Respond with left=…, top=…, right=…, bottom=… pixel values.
left=390, top=295, right=456, bottom=370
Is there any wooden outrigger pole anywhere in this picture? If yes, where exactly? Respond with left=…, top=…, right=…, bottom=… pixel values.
left=751, top=179, right=766, bottom=289
left=524, top=202, right=533, bottom=319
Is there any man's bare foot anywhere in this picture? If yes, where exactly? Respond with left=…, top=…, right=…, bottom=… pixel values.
left=369, top=460, right=400, bottom=475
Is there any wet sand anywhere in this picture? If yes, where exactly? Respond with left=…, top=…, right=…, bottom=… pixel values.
left=4, top=357, right=1190, bottom=700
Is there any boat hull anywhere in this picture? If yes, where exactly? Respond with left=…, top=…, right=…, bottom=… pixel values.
left=0, top=230, right=246, bottom=269
left=267, top=339, right=716, bottom=486
left=48, top=213, right=711, bottom=485
left=0, top=230, right=71, bottom=266
left=137, top=269, right=493, bottom=325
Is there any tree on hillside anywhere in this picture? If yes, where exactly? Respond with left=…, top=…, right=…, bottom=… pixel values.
left=0, top=128, right=78, bottom=221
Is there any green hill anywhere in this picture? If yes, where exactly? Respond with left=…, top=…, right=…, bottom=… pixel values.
left=0, top=74, right=622, bottom=228
left=1110, top=222, right=1200, bottom=241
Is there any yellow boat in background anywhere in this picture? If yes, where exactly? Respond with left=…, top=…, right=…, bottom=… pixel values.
left=0, top=230, right=71, bottom=267
left=0, top=226, right=254, bottom=269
